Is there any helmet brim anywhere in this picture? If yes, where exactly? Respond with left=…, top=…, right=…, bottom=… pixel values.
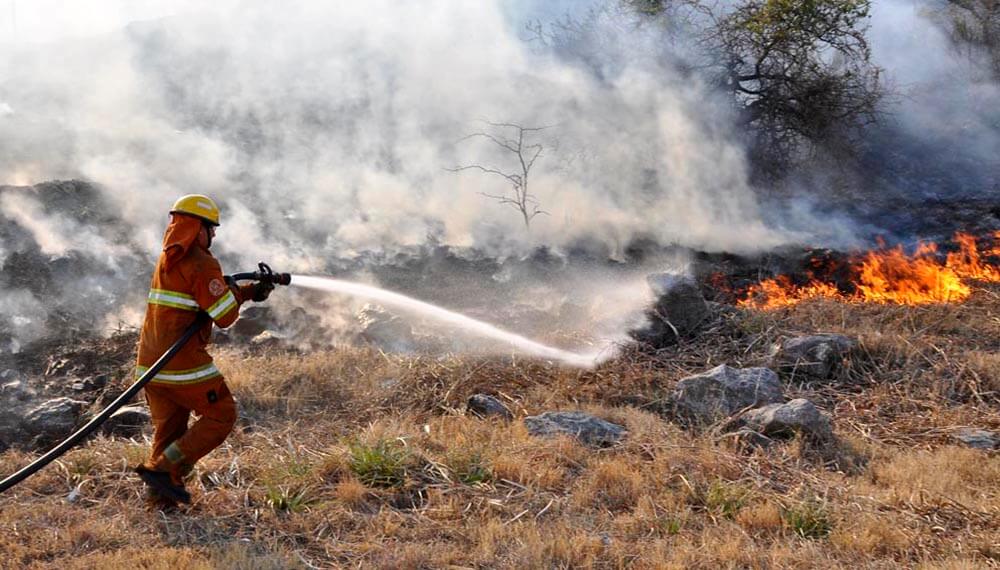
left=170, top=210, right=220, bottom=226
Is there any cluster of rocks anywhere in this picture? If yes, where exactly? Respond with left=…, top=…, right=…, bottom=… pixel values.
left=0, top=370, right=151, bottom=451
left=464, top=333, right=858, bottom=451
left=668, top=334, right=860, bottom=447
left=218, top=306, right=328, bottom=351
left=0, top=331, right=153, bottom=451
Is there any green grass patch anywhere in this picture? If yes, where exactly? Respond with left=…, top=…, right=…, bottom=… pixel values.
left=782, top=499, right=832, bottom=539
left=447, top=451, right=492, bottom=485
left=264, top=485, right=312, bottom=512
left=701, top=480, right=751, bottom=519
left=348, top=439, right=409, bottom=488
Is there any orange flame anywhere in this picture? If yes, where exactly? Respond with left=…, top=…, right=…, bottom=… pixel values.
left=855, top=245, right=969, bottom=304
left=738, top=276, right=841, bottom=308
left=946, top=232, right=1000, bottom=281
left=739, top=233, right=998, bottom=309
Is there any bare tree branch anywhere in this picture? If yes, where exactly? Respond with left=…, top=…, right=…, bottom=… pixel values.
left=448, top=122, right=552, bottom=230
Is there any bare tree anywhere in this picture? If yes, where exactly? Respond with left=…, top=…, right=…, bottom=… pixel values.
left=448, top=122, right=550, bottom=230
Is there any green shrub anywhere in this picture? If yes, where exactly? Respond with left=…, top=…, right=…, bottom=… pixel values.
left=783, top=499, right=832, bottom=539
left=348, top=439, right=409, bottom=487
left=264, top=485, right=312, bottom=512
left=448, top=451, right=492, bottom=485
left=702, top=480, right=751, bottom=519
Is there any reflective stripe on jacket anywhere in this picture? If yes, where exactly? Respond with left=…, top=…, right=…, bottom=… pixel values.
left=136, top=225, right=249, bottom=386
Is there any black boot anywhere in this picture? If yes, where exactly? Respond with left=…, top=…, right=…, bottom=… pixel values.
left=135, top=465, right=191, bottom=504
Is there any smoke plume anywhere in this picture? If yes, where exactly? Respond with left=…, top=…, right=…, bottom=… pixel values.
left=0, top=1, right=996, bottom=352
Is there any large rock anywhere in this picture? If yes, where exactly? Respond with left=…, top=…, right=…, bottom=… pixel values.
left=673, top=365, right=783, bottom=425
left=953, top=428, right=999, bottom=450
left=467, top=394, right=513, bottom=420
left=769, top=334, right=856, bottom=381
left=101, top=405, right=151, bottom=438
left=630, top=273, right=710, bottom=347
left=524, top=411, right=627, bottom=446
left=0, top=403, right=25, bottom=449
left=357, top=304, right=415, bottom=352
left=738, top=399, right=833, bottom=441
left=22, top=397, right=88, bottom=441
left=229, top=305, right=273, bottom=340
left=1, top=378, right=36, bottom=403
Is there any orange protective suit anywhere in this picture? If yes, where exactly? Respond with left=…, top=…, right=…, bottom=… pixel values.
left=137, top=214, right=254, bottom=482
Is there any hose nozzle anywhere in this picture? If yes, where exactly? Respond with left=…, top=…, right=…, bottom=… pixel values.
left=227, top=262, right=292, bottom=285
left=256, top=262, right=292, bottom=286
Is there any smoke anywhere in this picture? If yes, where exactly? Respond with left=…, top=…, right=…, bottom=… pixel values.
left=0, top=0, right=791, bottom=264
left=1, top=1, right=995, bottom=355
left=863, top=0, right=1000, bottom=203
left=0, top=192, right=133, bottom=266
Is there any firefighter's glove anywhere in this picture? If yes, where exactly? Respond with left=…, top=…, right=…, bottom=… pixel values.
left=251, top=280, right=275, bottom=302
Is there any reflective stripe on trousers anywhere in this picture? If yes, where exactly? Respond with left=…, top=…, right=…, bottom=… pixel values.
left=136, top=362, right=222, bottom=385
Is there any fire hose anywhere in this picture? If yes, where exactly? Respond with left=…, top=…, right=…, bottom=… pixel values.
left=0, top=263, right=291, bottom=495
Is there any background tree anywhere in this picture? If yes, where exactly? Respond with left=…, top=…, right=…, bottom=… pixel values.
left=935, top=0, right=1000, bottom=79
left=625, top=0, right=884, bottom=178
left=448, top=122, right=550, bottom=230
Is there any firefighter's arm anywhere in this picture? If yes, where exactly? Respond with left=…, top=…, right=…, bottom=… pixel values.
left=193, top=258, right=243, bottom=328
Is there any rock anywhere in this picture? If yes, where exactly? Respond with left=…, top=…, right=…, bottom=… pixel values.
left=68, top=375, right=106, bottom=392
left=953, top=428, right=999, bottom=450
left=467, top=394, right=513, bottom=420
left=23, top=397, right=88, bottom=441
left=101, top=405, right=151, bottom=438
left=250, top=330, right=287, bottom=350
left=357, top=304, right=415, bottom=352
left=737, top=399, right=833, bottom=441
left=523, top=411, right=627, bottom=446
left=673, top=365, right=783, bottom=425
left=1, top=380, right=35, bottom=402
left=0, top=405, right=24, bottom=448
left=86, top=374, right=109, bottom=389
left=230, top=305, right=273, bottom=340
left=769, top=334, right=856, bottom=381
left=720, top=427, right=774, bottom=449
left=630, top=273, right=710, bottom=347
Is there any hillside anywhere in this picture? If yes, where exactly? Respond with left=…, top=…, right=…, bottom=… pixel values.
left=1, top=281, right=997, bottom=569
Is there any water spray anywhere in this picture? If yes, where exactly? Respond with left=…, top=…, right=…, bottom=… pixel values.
left=290, top=275, right=609, bottom=369
left=0, top=265, right=607, bottom=494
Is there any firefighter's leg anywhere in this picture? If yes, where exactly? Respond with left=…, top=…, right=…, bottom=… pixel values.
left=168, top=378, right=238, bottom=467
left=144, top=383, right=190, bottom=464
left=139, top=383, right=194, bottom=503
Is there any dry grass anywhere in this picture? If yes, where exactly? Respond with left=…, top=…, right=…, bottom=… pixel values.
left=1, top=284, right=999, bottom=568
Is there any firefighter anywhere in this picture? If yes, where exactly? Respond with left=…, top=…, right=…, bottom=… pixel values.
left=134, top=194, right=273, bottom=507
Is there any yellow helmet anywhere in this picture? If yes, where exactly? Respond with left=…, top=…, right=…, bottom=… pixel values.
left=170, top=194, right=220, bottom=226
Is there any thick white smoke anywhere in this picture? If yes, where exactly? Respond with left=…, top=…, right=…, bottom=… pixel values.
left=0, top=0, right=789, bottom=267
left=869, top=0, right=1000, bottom=180
left=2, top=1, right=993, bottom=354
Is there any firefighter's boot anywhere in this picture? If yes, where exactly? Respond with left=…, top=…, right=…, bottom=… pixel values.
left=135, top=442, right=191, bottom=504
